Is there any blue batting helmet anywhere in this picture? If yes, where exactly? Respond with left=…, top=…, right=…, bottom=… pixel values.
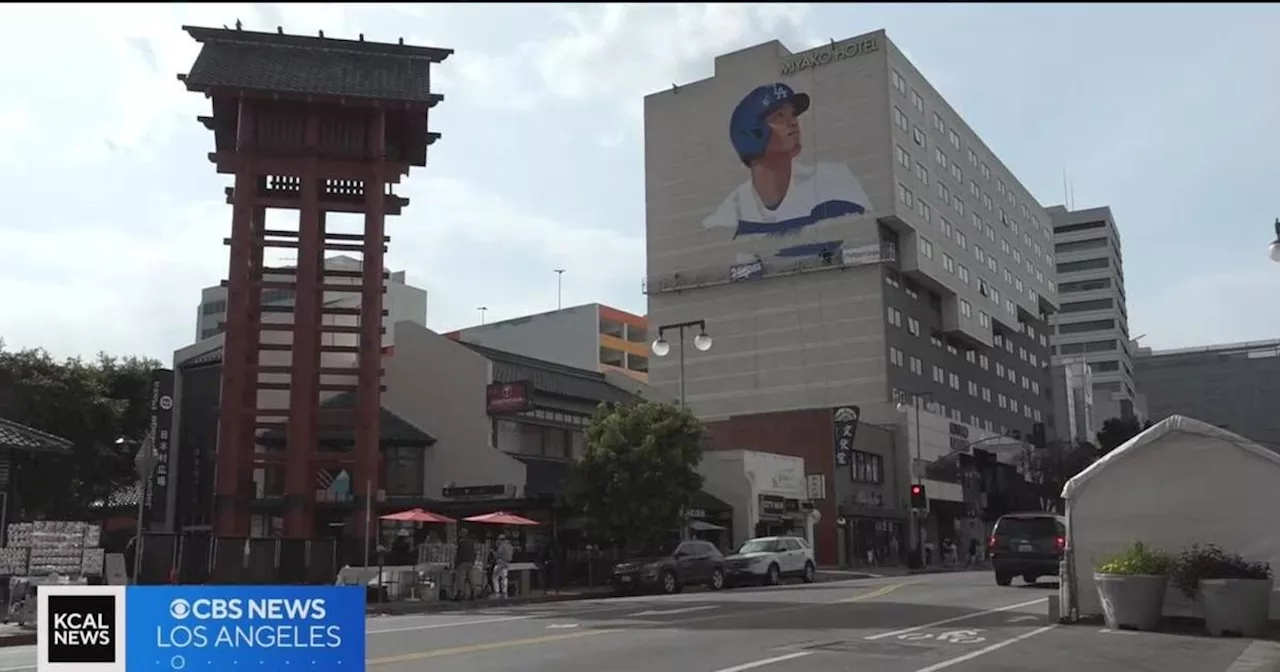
left=728, top=82, right=811, bottom=165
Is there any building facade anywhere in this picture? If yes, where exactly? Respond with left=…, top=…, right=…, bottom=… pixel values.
left=193, top=255, right=427, bottom=344
left=643, top=30, right=1058, bottom=563
left=1134, top=339, right=1280, bottom=450
left=1049, top=359, right=1094, bottom=446
left=1046, top=206, right=1142, bottom=434
left=446, top=304, right=650, bottom=382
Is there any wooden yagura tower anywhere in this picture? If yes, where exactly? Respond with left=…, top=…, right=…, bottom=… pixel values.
left=179, top=26, right=450, bottom=540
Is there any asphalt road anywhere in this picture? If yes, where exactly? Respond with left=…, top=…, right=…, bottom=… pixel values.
left=0, top=572, right=1269, bottom=671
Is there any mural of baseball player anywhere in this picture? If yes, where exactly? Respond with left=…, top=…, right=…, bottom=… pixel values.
left=703, top=82, right=873, bottom=262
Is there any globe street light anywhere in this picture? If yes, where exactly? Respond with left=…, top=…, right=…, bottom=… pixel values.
left=1270, top=218, right=1280, bottom=263
left=651, top=320, right=712, bottom=408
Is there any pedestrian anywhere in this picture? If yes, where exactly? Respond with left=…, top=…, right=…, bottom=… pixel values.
left=452, top=528, right=476, bottom=601
left=493, top=534, right=514, bottom=599
left=968, top=538, right=980, bottom=566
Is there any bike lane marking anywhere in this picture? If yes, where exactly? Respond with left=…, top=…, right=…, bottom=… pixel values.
left=864, top=597, right=1047, bottom=641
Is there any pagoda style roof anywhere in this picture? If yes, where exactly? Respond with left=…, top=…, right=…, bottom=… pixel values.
left=0, top=417, right=73, bottom=455
left=180, top=25, right=451, bottom=105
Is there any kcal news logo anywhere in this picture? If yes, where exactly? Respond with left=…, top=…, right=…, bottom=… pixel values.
left=39, top=585, right=365, bottom=671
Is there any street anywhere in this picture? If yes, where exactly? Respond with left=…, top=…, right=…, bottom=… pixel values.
left=0, top=572, right=1271, bottom=671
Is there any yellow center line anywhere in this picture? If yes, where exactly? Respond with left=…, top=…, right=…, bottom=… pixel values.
left=367, top=580, right=915, bottom=666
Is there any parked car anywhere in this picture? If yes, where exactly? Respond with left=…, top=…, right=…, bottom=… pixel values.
left=611, top=540, right=726, bottom=595
left=989, top=512, right=1066, bottom=586
left=724, top=536, right=816, bottom=586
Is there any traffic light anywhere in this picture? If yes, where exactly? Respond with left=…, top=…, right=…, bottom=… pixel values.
left=910, top=483, right=928, bottom=510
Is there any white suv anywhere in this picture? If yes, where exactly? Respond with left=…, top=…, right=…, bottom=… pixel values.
left=723, top=536, right=817, bottom=586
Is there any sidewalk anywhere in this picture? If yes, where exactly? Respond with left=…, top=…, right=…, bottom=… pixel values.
left=367, top=586, right=616, bottom=615
left=820, top=564, right=985, bottom=577
left=0, top=624, right=35, bottom=648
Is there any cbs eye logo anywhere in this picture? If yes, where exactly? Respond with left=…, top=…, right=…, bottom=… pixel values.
left=169, top=599, right=192, bottom=620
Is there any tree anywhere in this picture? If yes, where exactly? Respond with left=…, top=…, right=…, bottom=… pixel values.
left=1018, top=440, right=1100, bottom=511
left=1096, top=416, right=1146, bottom=456
left=0, top=343, right=160, bottom=517
left=563, top=401, right=704, bottom=551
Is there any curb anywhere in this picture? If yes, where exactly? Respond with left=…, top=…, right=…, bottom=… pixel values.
left=0, top=633, right=35, bottom=648
left=367, top=590, right=615, bottom=615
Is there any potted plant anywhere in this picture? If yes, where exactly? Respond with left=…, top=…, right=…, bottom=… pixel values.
left=1170, top=544, right=1273, bottom=638
left=1093, top=541, right=1173, bottom=631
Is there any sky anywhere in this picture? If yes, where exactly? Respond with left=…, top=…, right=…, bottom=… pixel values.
left=1, top=3, right=1276, bottom=363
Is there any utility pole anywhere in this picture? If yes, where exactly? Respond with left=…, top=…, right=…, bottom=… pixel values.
left=554, top=269, right=565, bottom=310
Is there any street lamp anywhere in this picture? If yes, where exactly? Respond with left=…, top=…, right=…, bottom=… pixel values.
left=119, top=434, right=157, bottom=585
left=651, top=320, right=713, bottom=408
left=896, top=392, right=932, bottom=568
left=1270, top=218, right=1280, bottom=263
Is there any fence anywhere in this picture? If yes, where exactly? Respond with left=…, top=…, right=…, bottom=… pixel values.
left=137, top=532, right=338, bottom=585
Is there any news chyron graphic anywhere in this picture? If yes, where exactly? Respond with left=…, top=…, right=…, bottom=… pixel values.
left=38, top=585, right=127, bottom=671
left=39, top=585, right=365, bottom=671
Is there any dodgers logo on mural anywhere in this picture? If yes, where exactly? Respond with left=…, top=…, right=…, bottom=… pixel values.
left=704, top=82, right=873, bottom=263
left=124, top=585, right=365, bottom=671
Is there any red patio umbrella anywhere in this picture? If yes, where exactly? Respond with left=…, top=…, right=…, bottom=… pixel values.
left=380, top=508, right=455, bottom=524
left=464, top=511, right=540, bottom=526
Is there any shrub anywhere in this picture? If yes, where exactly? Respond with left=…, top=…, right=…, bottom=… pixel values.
left=1169, top=544, right=1273, bottom=599
left=1096, top=541, right=1173, bottom=576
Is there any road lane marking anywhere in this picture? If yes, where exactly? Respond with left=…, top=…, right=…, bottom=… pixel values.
left=367, top=581, right=913, bottom=665
left=864, top=597, right=1047, bottom=640
left=546, top=623, right=580, bottom=629
left=367, top=615, right=531, bottom=634
left=910, top=624, right=1057, bottom=672
left=711, top=651, right=813, bottom=672
left=630, top=605, right=719, bottom=617
left=0, top=666, right=33, bottom=672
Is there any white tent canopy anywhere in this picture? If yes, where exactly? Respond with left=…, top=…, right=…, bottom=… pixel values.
left=1060, top=415, right=1280, bottom=621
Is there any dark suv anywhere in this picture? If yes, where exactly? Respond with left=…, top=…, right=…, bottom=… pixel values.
left=611, top=540, right=726, bottom=595
left=989, top=512, right=1066, bottom=586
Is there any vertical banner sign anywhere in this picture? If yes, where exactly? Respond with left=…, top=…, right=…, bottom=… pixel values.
left=145, top=369, right=175, bottom=531
left=832, top=406, right=861, bottom=470
left=38, top=585, right=365, bottom=672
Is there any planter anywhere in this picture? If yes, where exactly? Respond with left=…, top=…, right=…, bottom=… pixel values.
left=1094, top=573, right=1168, bottom=631
left=1198, top=577, right=1273, bottom=638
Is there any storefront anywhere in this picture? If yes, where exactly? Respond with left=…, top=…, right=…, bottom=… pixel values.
left=699, top=450, right=816, bottom=551
left=684, top=490, right=734, bottom=551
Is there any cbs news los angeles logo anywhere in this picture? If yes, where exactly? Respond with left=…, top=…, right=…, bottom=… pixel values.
left=38, top=585, right=127, bottom=671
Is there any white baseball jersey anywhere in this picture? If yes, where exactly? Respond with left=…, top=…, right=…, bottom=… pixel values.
left=703, top=161, right=873, bottom=242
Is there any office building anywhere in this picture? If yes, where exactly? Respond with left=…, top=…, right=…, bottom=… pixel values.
left=1049, top=359, right=1093, bottom=446
left=1046, top=206, right=1142, bottom=433
left=193, top=255, right=427, bottom=344
left=643, top=30, right=1059, bottom=565
left=1135, top=339, right=1280, bottom=450
left=445, top=304, right=650, bottom=382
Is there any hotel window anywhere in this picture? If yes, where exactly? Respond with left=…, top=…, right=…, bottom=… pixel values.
left=950, top=163, right=962, bottom=183
left=1032, top=381, right=1040, bottom=395
left=907, top=317, right=921, bottom=336
left=853, top=451, right=884, bottom=484
left=948, top=129, right=960, bottom=150
left=968, top=381, right=979, bottom=397
left=979, top=354, right=989, bottom=370
left=985, top=224, right=995, bottom=241
left=960, top=299, right=972, bottom=318
left=1001, top=239, right=1011, bottom=255
left=933, top=112, right=945, bottom=133
left=898, top=183, right=914, bottom=208
left=909, top=356, right=923, bottom=375
left=892, top=70, right=906, bottom=95
left=917, top=199, right=932, bottom=223
left=887, top=307, right=903, bottom=327
left=1021, top=375, right=1030, bottom=389
left=982, top=387, right=991, bottom=402
left=938, top=183, right=951, bottom=204
left=967, top=148, right=978, bottom=166
left=913, top=126, right=926, bottom=146
left=951, top=196, right=964, bottom=216
left=915, top=163, right=929, bottom=185
left=981, top=162, right=990, bottom=179
left=990, top=287, right=1000, bottom=305
left=955, top=230, right=967, bottom=250
left=949, top=372, right=961, bottom=390
left=974, top=245, right=985, bottom=263
left=1010, top=399, right=1019, bottom=414
left=965, top=349, right=976, bottom=363
left=983, top=193, right=992, bottom=211
left=889, top=346, right=905, bottom=366
left=998, top=393, right=1007, bottom=409
left=970, top=181, right=980, bottom=198
left=942, top=253, right=955, bottom=273
left=978, top=311, right=990, bottom=328
left=996, top=179, right=1006, bottom=196
left=911, top=89, right=924, bottom=112
left=920, top=236, right=934, bottom=259
left=996, top=362, right=1005, bottom=377
left=940, top=217, right=953, bottom=239
left=896, top=145, right=911, bottom=169
left=933, top=365, right=945, bottom=383
left=1036, top=269, right=1044, bottom=284
left=936, top=148, right=948, bottom=169
left=957, top=264, right=970, bottom=284
left=894, top=106, right=909, bottom=132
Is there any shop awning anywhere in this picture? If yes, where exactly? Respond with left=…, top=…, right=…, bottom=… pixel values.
left=689, top=520, right=726, bottom=532
left=689, top=490, right=733, bottom=515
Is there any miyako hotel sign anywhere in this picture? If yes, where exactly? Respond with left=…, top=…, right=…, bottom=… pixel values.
left=780, top=36, right=880, bottom=76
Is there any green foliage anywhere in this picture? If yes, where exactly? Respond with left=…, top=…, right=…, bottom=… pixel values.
left=0, top=343, right=160, bottom=517
left=562, top=401, right=704, bottom=550
left=1096, top=541, right=1173, bottom=576
left=1169, top=544, right=1273, bottom=599
left=1096, top=417, right=1144, bottom=456
left=1020, top=440, right=1099, bottom=495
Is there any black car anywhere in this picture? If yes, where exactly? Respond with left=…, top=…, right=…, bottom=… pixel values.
left=989, top=512, right=1066, bottom=586
left=611, top=540, right=726, bottom=595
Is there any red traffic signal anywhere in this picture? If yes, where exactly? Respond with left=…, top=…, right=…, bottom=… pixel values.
left=910, top=485, right=922, bottom=495
left=910, top=483, right=927, bottom=509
